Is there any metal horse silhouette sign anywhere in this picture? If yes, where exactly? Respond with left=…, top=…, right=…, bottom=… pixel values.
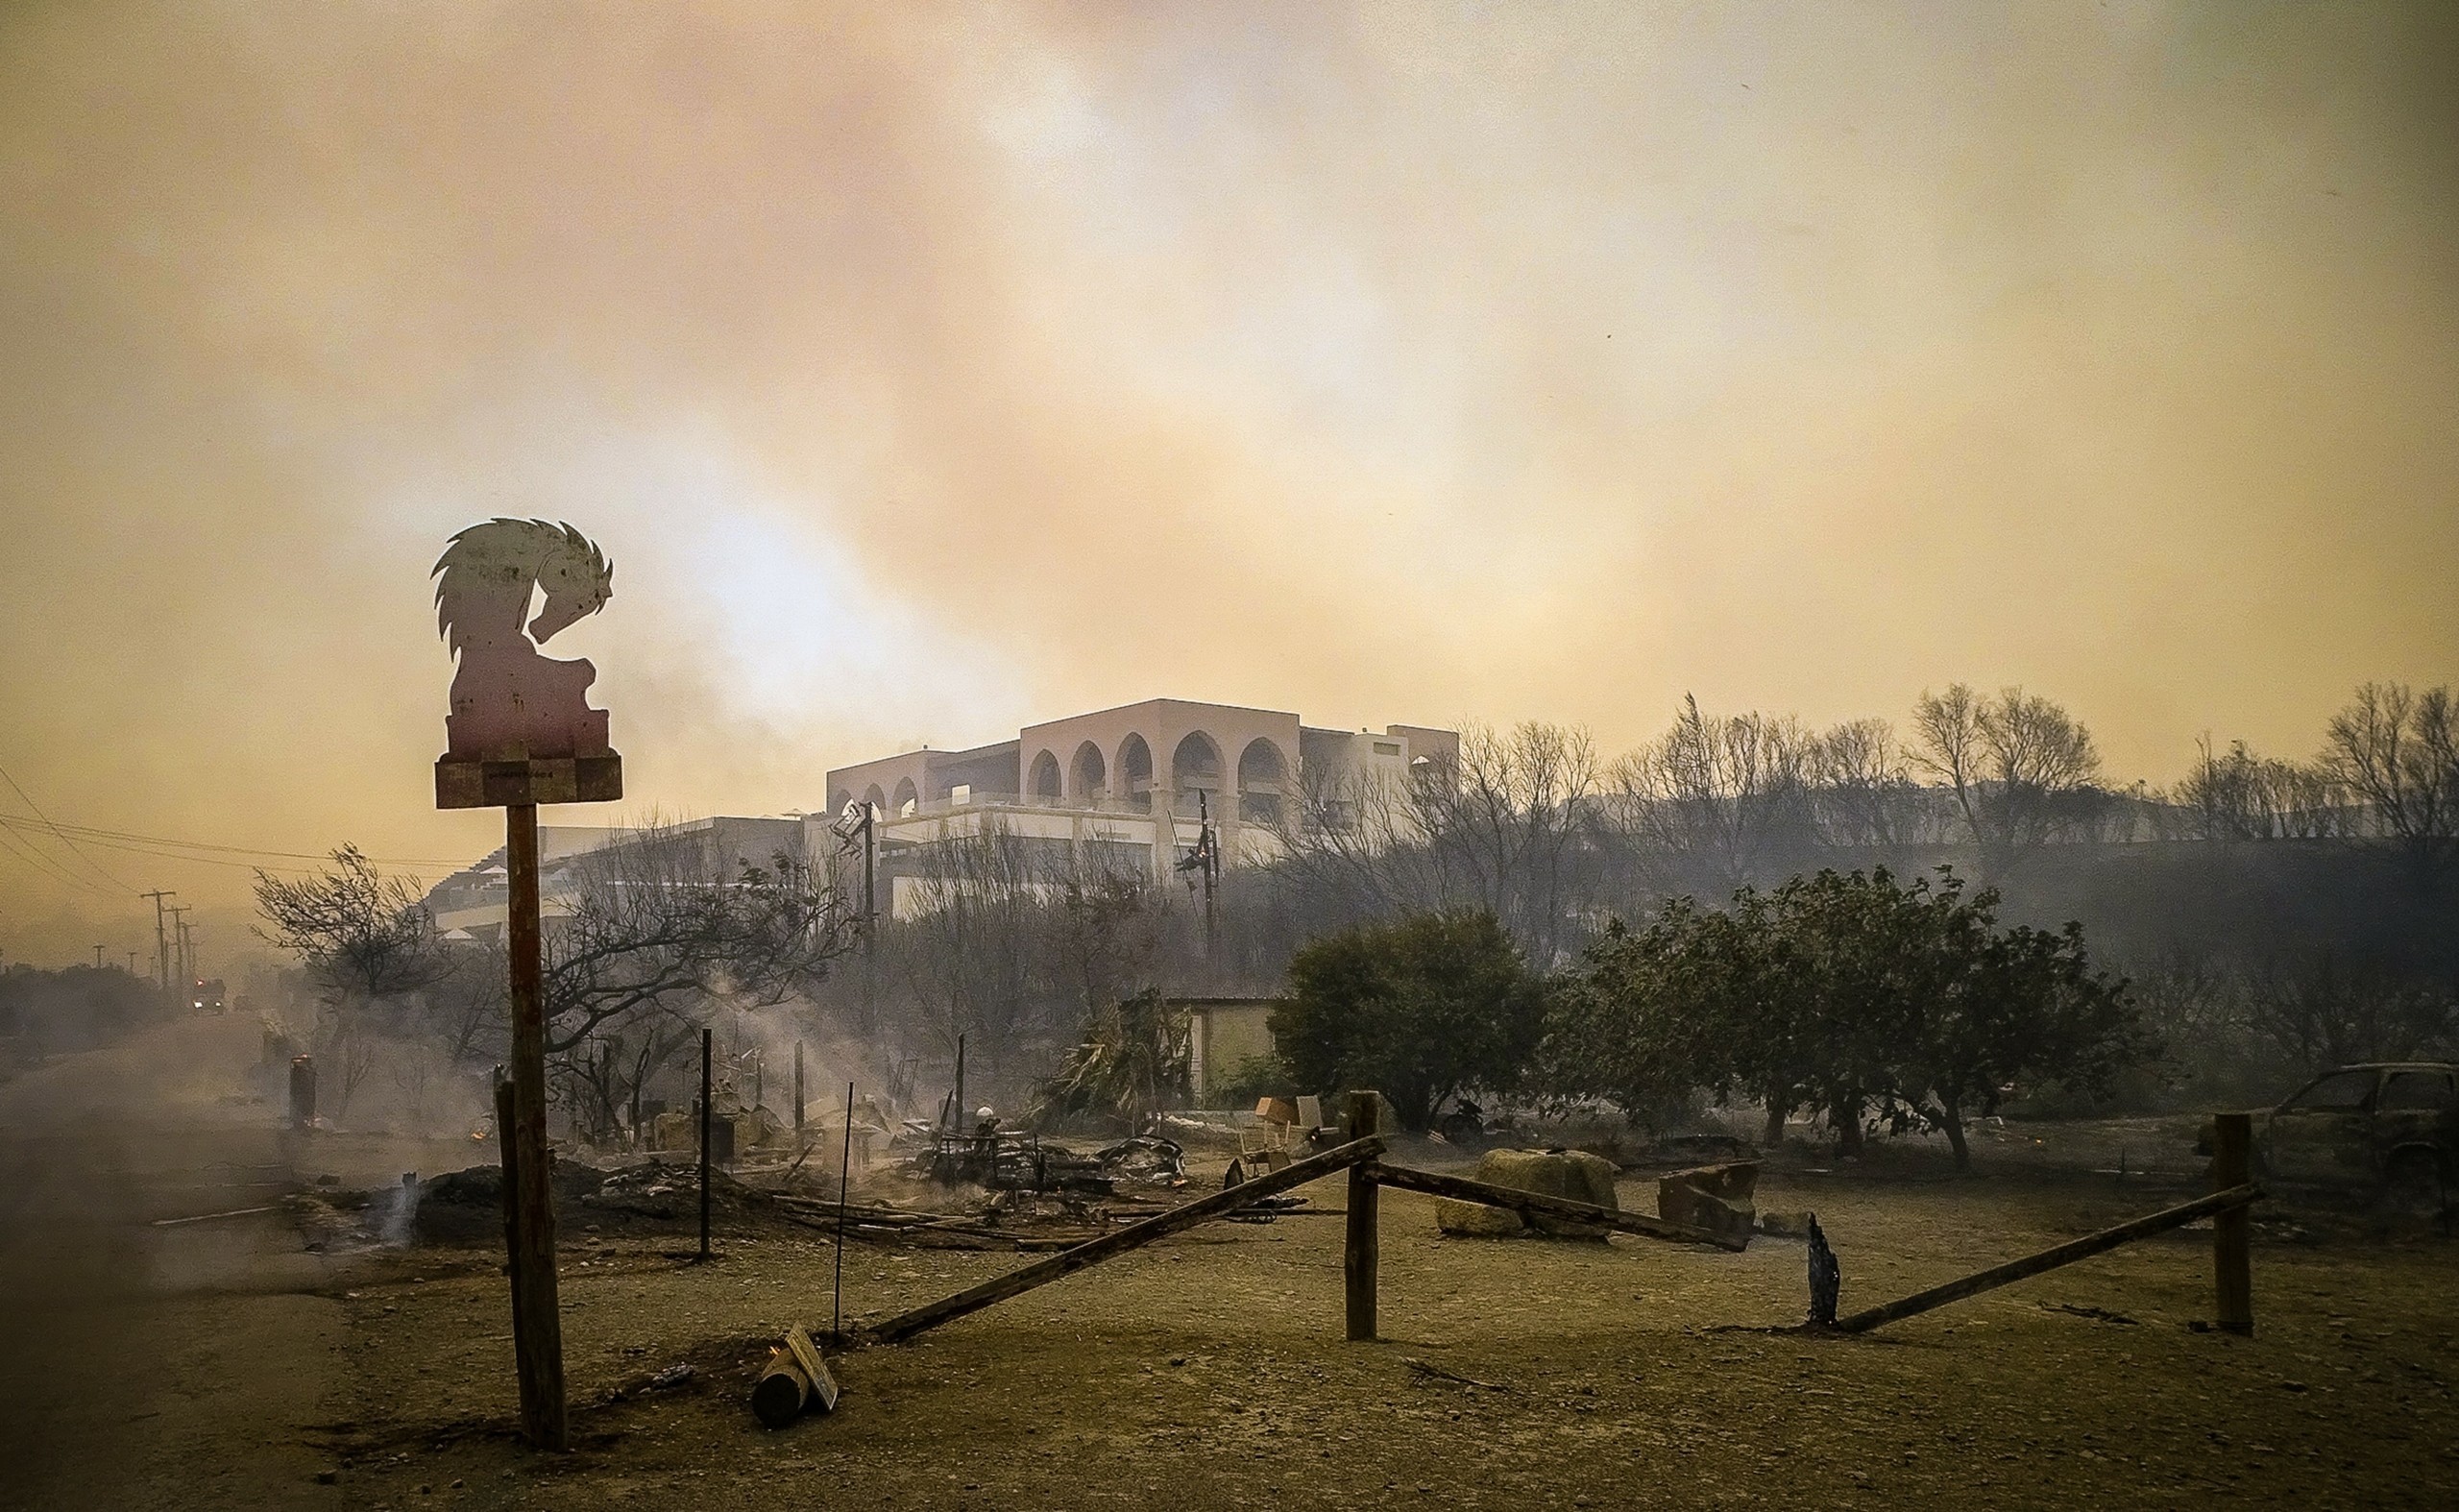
left=432, top=518, right=623, bottom=809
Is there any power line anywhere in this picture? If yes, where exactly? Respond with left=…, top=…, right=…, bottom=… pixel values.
left=0, top=761, right=135, bottom=894
left=0, top=824, right=329, bottom=875
left=0, top=817, right=471, bottom=871
left=0, top=821, right=125, bottom=899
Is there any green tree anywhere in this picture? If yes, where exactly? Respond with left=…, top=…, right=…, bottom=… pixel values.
left=1272, top=910, right=1546, bottom=1132
left=1548, top=866, right=2153, bottom=1166
left=1545, top=893, right=1787, bottom=1134
left=1885, top=880, right=2155, bottom=1168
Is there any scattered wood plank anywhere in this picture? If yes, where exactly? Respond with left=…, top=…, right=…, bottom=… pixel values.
left=858, top=1134, right=1387, bottom=1346
left=1403, top=1356, right=1510, bottom=1392
left=150, top=1206, right=278, bottom=1227
left=1832, top=1182, right=2264, bottom=1334
left=786, top=1324, right=839, bottom=1412
left=1367, top=1161, right=1748, bottom=1252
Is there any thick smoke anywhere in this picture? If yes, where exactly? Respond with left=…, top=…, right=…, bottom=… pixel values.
left=2, top=3, right=2455, bottom=959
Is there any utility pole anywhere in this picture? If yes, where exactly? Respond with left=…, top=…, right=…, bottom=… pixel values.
left=126, top=951, right=138, bottom=975
left=861, top=801, right=877, bottom=952
left=142, top=890, right=175, bottom=992
left=93, top=944, right=105, bottom=969
left=167, top=904, right=190, bottom=998
left=168, top=908, right=193, bottom=996
left=1177, top=790, right=1220, bottom=960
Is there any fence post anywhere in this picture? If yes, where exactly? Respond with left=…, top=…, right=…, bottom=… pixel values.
left=1344, top=1090, right=1380, bottom=1342
left=2212, top=1111, right=2253, bottom=1335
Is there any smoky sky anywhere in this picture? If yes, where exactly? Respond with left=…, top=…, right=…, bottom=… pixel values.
left=2, top=1, right=2454, bottom=954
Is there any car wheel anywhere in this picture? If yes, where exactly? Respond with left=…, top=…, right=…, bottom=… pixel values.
left=2383, top=1150, right=2447, bottom=1217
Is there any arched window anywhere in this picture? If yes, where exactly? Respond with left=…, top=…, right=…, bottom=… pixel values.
left=1070, top=741, right=1108, bottom=803
left=827, top=790, right=854, bottom=817
left=1237, top=738, right=1286, bottom=823
left=1172, top=731, right=1223, bottom=817
left=891, top=777, right=919, bottom=817
left=1028, top=749, right=1062, bottom=803
left=1117, top=734, right=1154, bottom=813
left=863, top=785, right=888, bottom=815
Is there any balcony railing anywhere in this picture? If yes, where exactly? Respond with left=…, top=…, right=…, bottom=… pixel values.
left=883, top=789, right=1279, bottom=822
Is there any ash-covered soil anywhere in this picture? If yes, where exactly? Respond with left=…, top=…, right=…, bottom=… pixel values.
left=302, top=1158, right=2457, bottom=1511
left=6, top=1015, right=2454, bottom=1511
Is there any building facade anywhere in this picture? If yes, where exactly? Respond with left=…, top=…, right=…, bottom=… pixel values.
left=422, top=816, right=807, bottom=940
left=817, top=698, right=1456, bottom=917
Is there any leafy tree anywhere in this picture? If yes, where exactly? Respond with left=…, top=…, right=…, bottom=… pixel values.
left=1554, top=873, right=1926, bottom=1149
left=1877, top=873, right=2155, bottom=1168
left=1272, top=909, right=1546, bottom=1131
left=1549, top=866, right=2154, bottom=1167
left=1764, top=867, right=1935, bottom=1155
left=1543, top=895, right=1765, bottom=1131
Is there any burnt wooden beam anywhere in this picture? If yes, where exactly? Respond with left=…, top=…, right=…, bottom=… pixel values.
left=1366, top=1161, right=1749, bottom=1252
left=858, top=1134, right=1386, bottom=1345
left=1832, top=1182, right=2265, bottom=1334
left=750, top=1350, right=811, bottom=1428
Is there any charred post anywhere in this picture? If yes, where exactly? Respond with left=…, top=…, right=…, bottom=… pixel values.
left=2212, top=1111, right=2254, bottom=1335
left=1344, top=1089, right=1380, bottom=1343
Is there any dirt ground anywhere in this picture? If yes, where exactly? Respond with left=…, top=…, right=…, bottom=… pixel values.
left=5, top=1016, right=2456, bottom=1510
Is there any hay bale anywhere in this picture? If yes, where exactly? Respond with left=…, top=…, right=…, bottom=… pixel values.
left=1434, top=1147, right=1621, bottom=1239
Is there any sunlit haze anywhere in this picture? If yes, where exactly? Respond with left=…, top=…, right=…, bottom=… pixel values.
left=3, top=1, right=2453, bottom=963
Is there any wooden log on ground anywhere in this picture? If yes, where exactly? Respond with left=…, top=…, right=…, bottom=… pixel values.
left=751, top=1349, right=810, bottom=1428
left=1369, top=1162, right=1748, bottom=1252
left=1832, top=1182, right=2265, bottom=1334
left=859, top=1134, right=1386, bottom=1345
left=2211, top=1113, right=2254, bottom=1336
left=750, top=1323, right=841, bottom=1427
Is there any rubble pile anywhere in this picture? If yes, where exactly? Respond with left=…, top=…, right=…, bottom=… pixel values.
left=408, top=1156, right=775, bottom=1242
left=893, top=1120, right=1191, bottom=1196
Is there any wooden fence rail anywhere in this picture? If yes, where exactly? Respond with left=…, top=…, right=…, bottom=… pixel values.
left=856, top=1134, right=1386, bottom=1346
left=1365, top=1161, right=1749, bottom=1252
left=1832, top=1182, right=2264, bottom=1334
left=758, top=1095, right=2268, bottom=1427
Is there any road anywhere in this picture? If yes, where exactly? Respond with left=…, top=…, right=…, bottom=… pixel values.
left=0, top=1012, right=345, bottom=1509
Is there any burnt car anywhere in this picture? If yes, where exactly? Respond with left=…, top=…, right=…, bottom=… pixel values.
left=2253, top=1062, right=2457, bottom=1204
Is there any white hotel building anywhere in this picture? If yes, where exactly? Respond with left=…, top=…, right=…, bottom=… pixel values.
left=818, top=698, right=1456, bottom=916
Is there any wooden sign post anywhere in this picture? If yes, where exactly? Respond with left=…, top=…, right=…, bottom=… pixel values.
left=433, top=519, right=623, bottom=1452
